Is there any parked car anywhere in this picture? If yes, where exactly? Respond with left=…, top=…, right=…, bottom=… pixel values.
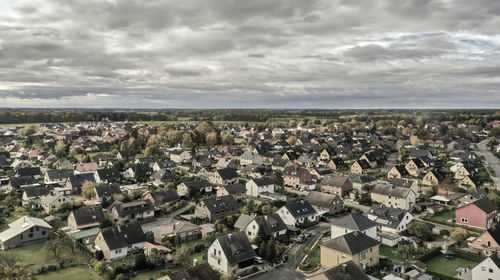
left=320, top=215, right=330, bottom=222
left=254, top=256, right=264, bottom=264
left=297, top=234, right=305, bottom=243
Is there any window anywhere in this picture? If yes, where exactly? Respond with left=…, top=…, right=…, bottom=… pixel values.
left=461, top=218, right=468, bottom=223
left=20, top=234, right=23, bottom=240
left=489, top=268, right=493, bottom=273
left=218, top=260, right=220, bottom=265
left=28, top=233, right=33, bottom=238
left=42, top=231, right=46, bottom=235
left=213, top=248, right=216, bottom=255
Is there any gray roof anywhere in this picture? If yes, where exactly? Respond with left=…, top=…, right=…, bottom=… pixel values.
left=322, top=231, right=380, bottom=255
left=252, top=177, right=274, bottom=186
left=100, top=223, right=145, bottom=250
left=234, top=214, right=254, bottom=230
left=0, top=216, right=52, bottom=242
left=284, top=200, right=317, bottom=219
left=372, top=185, right=413, bottom=199
left=331, top=213, right=377, bottom=231
left=368, top=205, right=409, bottom=229
left=305, top=191, right=341, bottom=209
left=321, top=175, right=350, bottom=187
left=217, top=231, right=256, bottom=265
left=255, top=214, right=288, bottom=235
left=320, top=260, right=370, bottom=280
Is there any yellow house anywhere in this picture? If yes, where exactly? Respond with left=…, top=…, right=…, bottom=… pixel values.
left=421, top=170, right=441, bottom=186
left=351, top=160, right=371, bottom=174
left=458, top=176, right=479, bottom=191
left=454, top=165, right=472, bottom=180
left=320, top=231, right=380, bottom=271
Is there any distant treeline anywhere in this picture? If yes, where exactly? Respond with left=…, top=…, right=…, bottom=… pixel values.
left=0, top=109, right=498, bottom=125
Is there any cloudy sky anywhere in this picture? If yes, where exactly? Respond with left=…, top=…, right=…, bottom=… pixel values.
left=0, top=0, right=499, bottom=108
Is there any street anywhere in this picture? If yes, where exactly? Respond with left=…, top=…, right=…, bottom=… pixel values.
left=248, top=224, right=329, bottom=280
left=476, top=139, right=500, bottom=189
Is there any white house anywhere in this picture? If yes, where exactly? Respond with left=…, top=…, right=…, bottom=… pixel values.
left=330, top=213, right=377, bottom=239
left=245, top=177, right=274, bottom=197
left=367, top=205, right=414, bottom=234
left=207, top=232, right=257, bottom=275
left=277, top=200, right=318, bottom=227
left=472, top=254, right=500, bottom=280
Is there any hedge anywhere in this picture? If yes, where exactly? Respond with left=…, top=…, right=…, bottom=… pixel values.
left=449, top=248, right=485, bottom=262
left=420, top=216, right=483, bottom=233
left=417, top=247, right=442, bottom=262
left=426, top=270, right=461, bottom=280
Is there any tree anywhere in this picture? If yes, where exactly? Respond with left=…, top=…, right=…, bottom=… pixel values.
left=488, top=190, right=500, bottom=206
left=451, top=228, right=469, bottom=242
left=147, top=249, right=164, bottom=267
left=407, top=221, right=431, bottom=239
left=205, top=132, right=218, bottom=147
left=182, top=133, right=194, bottom=148
left=144, top=145, right=160, bottom=157
left=82, top=180, right=96, bottom=200
left=134, top=252, right=148, bottom=270
left=173, top=245, right=191, bottom=266
left=55, top=141, right=67, bottom=157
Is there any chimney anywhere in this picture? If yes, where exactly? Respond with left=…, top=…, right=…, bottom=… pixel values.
left=341, top=264, right=347, bottom=274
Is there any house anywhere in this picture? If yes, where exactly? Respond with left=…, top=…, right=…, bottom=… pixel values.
left=349, top=174, right=377, bottom=190
left=177, top=180, right=212, bottom=197
left=116, top=150, right=135, bottom=161
left=169, top=150, right=191, bottom=163
left=245, top=177, right=275, bottom=197
left=421, top=170, right=442, bottom=186
left=405, top=158, right=426, bottom=176
left=321, top=175, right=353, bottom=197
left=151, top=220, right=202, bottom=243
left=69, top=227, right=100, bottom=248
left=305, top=191, right=344, bottom=215
left=327, top=158, right=348, bottom=171
left=271, top=158, right=292, bottom=171
left=320, top=231, right=380, bottom=270
left=308, top=260, right=371, bottom=280
left=387, top=165, right=409, bottom=179
left=40, top=193, right=73, bottom=213
left=470, top=226, right=500, bottom=257
left=44, top=169, right=70, bottom=185
left=108, top=200, right=155, bottom=222
left=142, top=190, right=180, bottom=206
left=330, top=213, right=377, bottom=239
left=149, top=169, right=173, bottom=186
left=367, top=205, right=414, bottom=234
left=277, top=200, right=318, bottom=227
left=239, top=151, right=263, bottom=166
left=94, top=184, right=122, bottom=201
left=94, top=168, right=121, bottom=183
left=235, top=213, right=287, bottom=240
left=94, top=223, right=146, bottom=260
left=456, top=198, right=498, bottom=229
left=371, top=185, right=416, bottom=210
left=209, top=168, right=239, bottom=185
left=458, top=176, right=481, bottom=192
left=68, top=205, right=106, bottom=231
left=75, top=162, right=99, bottom=174
left=16, top=167, right=42, bottom=179
left=0, top=216, right=51, bottom=250
left=217, top=184, right=247, bottom=204
left=216, top=158, right=237, bottom=169
left=283, top=166, right=312, bottom=188
left=390, top=178, right=421, bottom=197
left=207, top=231, right=257, bottom=275
left=21, top=185, right=53, bottom=208
left=66, top=173, right=96, bottom=194
left=454, top=162, right=476, bottom=180
left=351, top=159, right=371, bottom=174
left=471, top=254, right=500, bottom=280
left=194, top=195, right=240, bottom=222
left=159, top=263, right=219, bottom=280
left=360, top=152, right=378, bottom=168
left=186, top=166, right=211, bottom=178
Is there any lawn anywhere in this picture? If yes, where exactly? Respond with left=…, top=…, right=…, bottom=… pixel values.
left=36, top=266, right=102, bottom=280
left=131, top=267, right=180, bottom=280
left=0, top=240, right=89, bottom=273
left=430, top=210, right=455, bottom=224
left=426, top=255, right=480, bottom=277
left=380, top=245, right=402, bottom=261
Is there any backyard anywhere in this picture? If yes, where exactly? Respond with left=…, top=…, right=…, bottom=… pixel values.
left=379, top=245, right=429, bottom=263
left=429, top=210, right=455, bottom=224
left=425, top=254, right=481, bottom=277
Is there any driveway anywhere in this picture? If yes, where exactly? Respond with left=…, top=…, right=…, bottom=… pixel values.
left=248, top=224, right=329, bottom=280
left=140, top=202, right=194, bottom=232
left=475, top=139, right=500, bottom=189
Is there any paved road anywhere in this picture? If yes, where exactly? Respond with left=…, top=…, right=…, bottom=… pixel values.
left=140, top=202, right=194, bottom=232
left=476, top=139, right=500, bottom=189
left=248, top=225, right=329, bottom=280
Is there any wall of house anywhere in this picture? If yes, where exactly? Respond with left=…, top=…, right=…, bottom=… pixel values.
left=208, top=240, right=230, bottom=273
left=472, top=257, right=499, bottom=280
left=471, top=232, right=500, bottom=257
left=456, top=205, right=488, bottom=229
left=1, top=226, right=50, bottom=250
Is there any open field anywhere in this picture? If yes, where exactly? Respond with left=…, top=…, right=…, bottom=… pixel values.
left=426, top=255, right=480, bottom=277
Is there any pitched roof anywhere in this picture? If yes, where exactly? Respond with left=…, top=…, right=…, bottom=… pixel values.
left=202, top=195, right=239, bottom=213
left=68, top=173, right=96, bottom=186
left=354, top=159, right=371, bottom=169
left=45, top=169, right=70, bottom=180
left=322, top=231, right=380, bottom=255
left=234, top=214, right=254, bottom=230
left=148, top=189, right=180, bottom=204
left=224, top=183, right=247, bottom=194
left=368, top=205, right=409, bottom=229
left=23, top=185, right=53, bottom=198
left=95, top=184, right=122, bottom=198
left=165, top=263, right=219, bottom=280
left=0, top=216, right=52, bottom=242
left=284, top=200, right=317, bottom=219
left=321, top=175, right=350, bottom=187
left=255, top=214, right=288, bottom=235
left=100, top=223, right=145, bottom=250
left=318, top=260, right=370, bottom=280
left=217, top=231, right=256, bottom=265
left=216, top=168, right=238, bottom=180
left=331, top=213, right=377, bottom=231
left=251, top=177, right=274, bottom=186
left=306, top=191, right=341, bottom=209
left=71, top=205, right=106, bottom=228
left=17, top=167, right=41, bottom=176
left=372, top=184, right=412, bottom=199
left=95, top=168, right=121, bottom=181
left=467, top=197, right=497, bottom=213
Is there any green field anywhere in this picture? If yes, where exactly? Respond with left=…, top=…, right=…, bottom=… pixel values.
left=36, top=266, right=102, bottom=280
left=0, top=240, right=92, bottom=276
left=426, top=255, right=480, bottom=277
left=430, top=210, right=455, bottom=224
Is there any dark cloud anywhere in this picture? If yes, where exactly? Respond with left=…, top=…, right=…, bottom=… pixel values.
left=0, top=0, right=499, bottom=108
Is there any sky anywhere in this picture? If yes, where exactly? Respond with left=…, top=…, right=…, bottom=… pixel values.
left=0, top=0, right=499, bottom=109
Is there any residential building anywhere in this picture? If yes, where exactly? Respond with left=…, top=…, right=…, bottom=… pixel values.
left=456, top=198, right=498, bottom=229
left=367, top=205, right=414, bottom=234
left=194, top=195, right=240, bottom=222
left=321, top=175, right=353, bottom=197
left=151, top=220, right=202, bottom=243
left=277, top=200, right=318, bottom=227
left=320, top=231, right=380, bottom=270
left=283, top=166, right=312, bottom=188
left=207, top=231, right=257, bottom=275
left=470, top=226, right=500, bottom=257
left=371, top=185, right=416, bottom=210
left=142, top=189, right=180, bottom=206
left=471, top=254, right=500, bottom=280
left=235, top=213, right=287, bottom=240
left=67, top=205, right=106, bottom=231
left=0, top=216, right=51, bottom=250
left=308, top=260, right=371, bottom=280
left=330, top=213, right=377, bottom=239
left=216, top=184, right=247, bottom=204
left=94, top=223, right=146, bottom=260
left=177, top=180, right=212, bottom=197
left=245, top=177, right=275, bottom=197
left=305, top=191, right=344, bottom=215
left=209, top=168, right=239, bottom=185
left=351, top=159, right=371, bottom=174
left=108, top=200, right=155, bottom=222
